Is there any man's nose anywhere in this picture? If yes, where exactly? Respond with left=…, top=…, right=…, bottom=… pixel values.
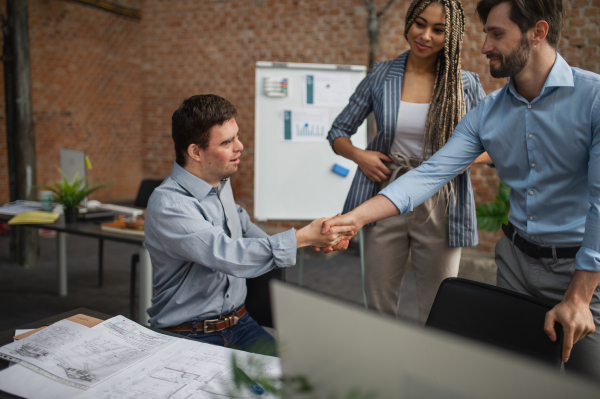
left=481, top=37, right=493, bottom=55
left=235, top=138, right=244, bottom=152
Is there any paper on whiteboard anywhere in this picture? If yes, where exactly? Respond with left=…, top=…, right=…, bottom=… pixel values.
left=282, top=108, right=329, bottom=142
left=74, top=339, right=282, bottom=399
left=304, top=73, right=352, bottom=107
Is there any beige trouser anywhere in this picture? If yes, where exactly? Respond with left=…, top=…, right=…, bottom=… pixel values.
left=363, top=192, right=461, bottom=325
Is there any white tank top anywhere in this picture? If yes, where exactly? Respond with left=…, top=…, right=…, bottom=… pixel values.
left=390, top=101, right=431, bottom=158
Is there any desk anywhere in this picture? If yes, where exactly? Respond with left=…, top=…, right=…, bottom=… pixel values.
left=0, top=216, right=153, bottom=325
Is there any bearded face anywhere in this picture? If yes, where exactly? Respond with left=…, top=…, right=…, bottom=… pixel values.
left=486, top=33, right=532, bottom=79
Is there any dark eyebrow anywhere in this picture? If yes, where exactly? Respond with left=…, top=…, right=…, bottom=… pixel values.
left=484, top=26, right=504, bottom=33
left=220, top=129, right=239, bottom=145
left=416, top=16, right=445, bottom=26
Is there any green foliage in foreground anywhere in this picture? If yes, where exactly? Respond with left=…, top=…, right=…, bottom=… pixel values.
left=476, top=182, right=511, bottom=232
left=231, top=350, right=377, bottom=399
left=34, top=168, right=110, bottom=210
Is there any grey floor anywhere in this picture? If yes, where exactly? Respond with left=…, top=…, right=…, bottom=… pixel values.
left=0, top=232, right=419, bottom=332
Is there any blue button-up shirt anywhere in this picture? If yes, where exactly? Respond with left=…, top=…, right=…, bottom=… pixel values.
left=381, top=53, right=600, bottom=272
left=144, top=162, right=297, bottom=328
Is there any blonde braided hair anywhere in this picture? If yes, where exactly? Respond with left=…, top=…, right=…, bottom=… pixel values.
left=404, top=0, right=466, bottom=160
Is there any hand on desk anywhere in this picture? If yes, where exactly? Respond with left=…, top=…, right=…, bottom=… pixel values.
left=295, top=215, right=354, bottom=249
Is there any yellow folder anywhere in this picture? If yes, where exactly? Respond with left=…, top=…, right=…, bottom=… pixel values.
left=8, top=211, right=60, bottom=225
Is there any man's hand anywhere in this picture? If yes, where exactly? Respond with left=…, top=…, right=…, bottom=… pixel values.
left=543, top=270, right=600, bottom=363
left=295, top=215, right=354, bottom=249
left=544, top=298, right=595, bottom=363
left=354, top=150, right=392, bottom=183
left=313, top=213, right=361, bottom=253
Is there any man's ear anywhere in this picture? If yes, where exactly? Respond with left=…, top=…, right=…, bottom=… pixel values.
left=532, top=20, right=549, bottom=46
left=187, top=143, right=203, bottom=163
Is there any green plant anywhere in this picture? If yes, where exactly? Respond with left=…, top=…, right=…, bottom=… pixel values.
left=476, top=182, right=511, bottom=232
left=34, top=169, right=110, bottom=210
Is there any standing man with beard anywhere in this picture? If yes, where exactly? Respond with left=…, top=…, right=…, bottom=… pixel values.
left=319, top=0, right=600, bottom=380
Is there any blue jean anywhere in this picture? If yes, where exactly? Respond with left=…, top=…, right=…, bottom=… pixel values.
left=172, top=312, right=277, bottom=356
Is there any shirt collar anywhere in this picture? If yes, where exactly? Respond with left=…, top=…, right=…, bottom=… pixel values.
left=170, top=161, right=217, bottom=202
left=507, top=52, right=574, bottom=100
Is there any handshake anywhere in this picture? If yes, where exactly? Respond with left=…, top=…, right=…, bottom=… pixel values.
left=294, top=213, right=360, bottom=252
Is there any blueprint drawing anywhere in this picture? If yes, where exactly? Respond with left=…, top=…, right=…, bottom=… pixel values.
left=0, top=319, right=157, bottom=388
left=74, top=339, right=281, bottom=399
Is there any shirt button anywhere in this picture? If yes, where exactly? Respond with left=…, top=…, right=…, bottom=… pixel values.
left=529, top=190, right=534, bottom=195
left=528, top=134, right=533, bottom=139
left=529, top=216, right=534, bottom=220
left=527, top=104, right=532, bottom=109
left=226, top=294, right=229, bottom=298
left=531, top=163, right=536, bottom=168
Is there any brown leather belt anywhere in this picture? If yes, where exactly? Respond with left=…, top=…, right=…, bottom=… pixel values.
left=163, top=305, right=246, bottom=334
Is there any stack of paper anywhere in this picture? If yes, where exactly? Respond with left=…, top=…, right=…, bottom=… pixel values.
left=0, top=200, right=43, bottom=215
left=8, top=211, right=60, bottom=225
left=0, top=315, right=281, bottom=399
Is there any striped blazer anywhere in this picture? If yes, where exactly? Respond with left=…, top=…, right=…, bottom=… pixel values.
left=327, top=51, right=486, bottom=247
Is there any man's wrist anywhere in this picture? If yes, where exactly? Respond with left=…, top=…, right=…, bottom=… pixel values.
left=294, top=228, right=307, bottom=248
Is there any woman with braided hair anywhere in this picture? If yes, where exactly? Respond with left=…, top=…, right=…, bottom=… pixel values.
left=327, top=0, right=491, bottom=324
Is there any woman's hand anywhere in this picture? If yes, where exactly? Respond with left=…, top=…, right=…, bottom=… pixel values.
left=296, top=215, right=355, bottom=249
left=332, top=138, right=392, bottom=183
left=354, top=150, right=393, bottom=183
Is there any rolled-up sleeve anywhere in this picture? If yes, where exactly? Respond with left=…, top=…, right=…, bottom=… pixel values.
left=154, top=201, right=297, bottom=278
left=576, top=94, right=600, bottom=272
left=379, top=106, right=485, bottom=213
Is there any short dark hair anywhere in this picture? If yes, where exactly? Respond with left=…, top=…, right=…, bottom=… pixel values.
left=171, top=94, right=238, bottom=166
left=476, top=0, right=564, bottom=49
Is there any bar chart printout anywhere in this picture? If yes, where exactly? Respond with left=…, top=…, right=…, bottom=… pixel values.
left=282, top=108, right=329, bottom=142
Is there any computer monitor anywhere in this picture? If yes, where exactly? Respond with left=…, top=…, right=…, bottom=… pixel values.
left=60, top=148, right=87, bottom=206
left=270, top=280, right=600, bottom=398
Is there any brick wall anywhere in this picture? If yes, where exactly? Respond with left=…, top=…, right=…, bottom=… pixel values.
left=0, top=0, right=597, bottom=251
left=0, top=0, right=143, bottom=204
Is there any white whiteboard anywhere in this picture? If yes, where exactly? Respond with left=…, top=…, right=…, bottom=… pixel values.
left=254, top=61, right=367, bottom=221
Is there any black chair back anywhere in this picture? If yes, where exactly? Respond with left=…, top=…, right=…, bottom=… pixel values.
left=426, top=278, right=563, bottom=368
left=245, top=268, right=284, bottom=328
left=134, top=179, right=163, bottom=208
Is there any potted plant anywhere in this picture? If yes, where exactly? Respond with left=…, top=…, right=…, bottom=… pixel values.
left=36, top=169, right=110, bottom=223
left=476, top=182, right=511, bottom=232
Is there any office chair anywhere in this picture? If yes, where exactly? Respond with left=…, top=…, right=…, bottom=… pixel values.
left=245, top=268, right=284, bottom=328
left=425, top=278, right=564, bottom=369
left=127, top=179, right=163, bottom=319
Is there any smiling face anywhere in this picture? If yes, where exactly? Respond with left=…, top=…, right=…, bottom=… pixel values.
left=406, top=2, right=446, bottom=61
left=481, top=2, right=532, bottom=78
left=197, top=118, right=243, bottom=185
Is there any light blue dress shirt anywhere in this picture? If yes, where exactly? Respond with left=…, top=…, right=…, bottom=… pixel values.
left=380, top=53, right=600, bottom=272
left=144, top=162, right=297, bottom=328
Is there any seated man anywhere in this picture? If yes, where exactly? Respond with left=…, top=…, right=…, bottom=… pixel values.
left=144, top=94, right=352, bottom=355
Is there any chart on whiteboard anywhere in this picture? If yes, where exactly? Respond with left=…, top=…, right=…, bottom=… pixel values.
left=282, top=108, right=329, bottom=142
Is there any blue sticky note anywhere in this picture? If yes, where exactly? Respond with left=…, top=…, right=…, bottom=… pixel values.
left=332, top=164, right=349, bottom=177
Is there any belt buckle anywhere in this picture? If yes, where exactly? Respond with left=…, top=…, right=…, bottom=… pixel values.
left=522, top=240, right=541, bottom=259
left=203, top=318, right=219, bottom=333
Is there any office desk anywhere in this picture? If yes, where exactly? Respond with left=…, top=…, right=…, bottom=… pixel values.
left=0, top=216, right=153, bottom=325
